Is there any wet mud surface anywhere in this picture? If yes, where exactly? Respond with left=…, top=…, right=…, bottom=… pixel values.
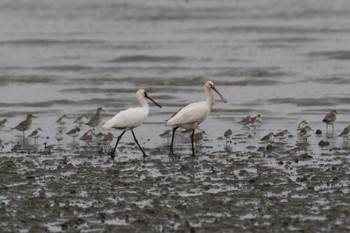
left=1, top=135, right=349, bottom=232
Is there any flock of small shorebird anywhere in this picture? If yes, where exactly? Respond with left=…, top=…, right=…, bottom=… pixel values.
left=237, top=109, right=338, bottom=143
left=0, top=81, right=344, bottom=159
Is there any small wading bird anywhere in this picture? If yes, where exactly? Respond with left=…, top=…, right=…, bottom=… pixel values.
left=66, top=127, right=80, bottom=142
left=80, top=129, right=94, bottom=144
left=322, top=110, right=337, bottom=132
left=249, top=114, right=262, bottom=128
left=56, top=114, right=68, bottom=128
left=299, top=125, right=313, bottom=142
left=29, top=127, right=44, bottom=144
left=240, top=115, right=251, bottom=128
left=0, top=118, right=8, bottom=131
left=103, top=89, right=162, bottom=159
left=159, top=129, right=172, bottom=142
left=166, top=81, right=227, bottom=157
left=260, top=132, right=274, bottom=143
left=74, top=114, right=90, bottom=126
left=224, top=129, right=233, bottom=143
left=274, top=129, right=290, bottom=140
left=55, top=130, right=64, bottom=144
left=12, top=114, right=35, bottom=137
left=86, top=107, right=105, bottom=131
left=297, top=120, right=308, bottom=132
left=338, top=125, right=350, bottom=141
left=95, top=132, right=105, bottom=143
left=193, top=131, right=205, bottom=145
left=101, top=132, right=114, bottom=144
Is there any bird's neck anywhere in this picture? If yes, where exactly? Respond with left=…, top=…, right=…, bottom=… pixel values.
left=205, top=87, right=215, bottom=109
left=138, top=97, right=149, bottom=109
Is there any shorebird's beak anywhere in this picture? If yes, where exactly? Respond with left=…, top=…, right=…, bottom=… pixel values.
left=211, top=85, right=227, bottom=103
left=145, top=93, right=162, bottom=108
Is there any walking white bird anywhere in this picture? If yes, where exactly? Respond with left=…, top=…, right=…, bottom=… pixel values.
left=103, top=89, right=162, bottom=159
left=166, top=81, right=227, bottom=156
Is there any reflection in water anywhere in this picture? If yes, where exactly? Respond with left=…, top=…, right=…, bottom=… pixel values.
left=224, top=144, right=233, bottom=153
left=340, top=140, right=350, bottom=149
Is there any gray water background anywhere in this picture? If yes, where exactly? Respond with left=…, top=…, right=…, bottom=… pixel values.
left=1, top=0, right=350, bottom=152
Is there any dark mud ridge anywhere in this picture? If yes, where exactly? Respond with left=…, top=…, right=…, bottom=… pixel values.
left=0, top=142, right=349, bottom=232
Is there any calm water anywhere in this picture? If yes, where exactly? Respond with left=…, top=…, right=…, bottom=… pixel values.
left=1, top=0, right=350, bottom=151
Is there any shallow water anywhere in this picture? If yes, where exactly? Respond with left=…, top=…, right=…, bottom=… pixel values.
left=1, top=0, right=350, bottom=232
left=1, top=0, right=350, bottom=153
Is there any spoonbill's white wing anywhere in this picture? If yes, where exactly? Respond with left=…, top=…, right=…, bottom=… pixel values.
left=103, top=107, right=148, bottom=130
left=166, top=101, right=209, bottom=127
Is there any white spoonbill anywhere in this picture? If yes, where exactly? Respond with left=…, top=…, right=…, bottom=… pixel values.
left=166, top=81, right=227, bottom=156
left=103, top=89, right=162, bottom=159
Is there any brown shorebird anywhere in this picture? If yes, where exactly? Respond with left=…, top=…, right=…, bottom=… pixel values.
left=29, top=127, right=44, bottom=144
left=101, top=132, right=114, bottom=144
left=95, top=132, right=105, bottom=143
left=66, top=127, right=80, bottom=142
left=274, top=129, right=290, bottom=140
left=0, top=118, right=8, bottom=131
left=322, top=110, right=337, bottom=132
left=55, top=130, right=64, bottom=144
left=297, top=120, right=308, bottom=132
left=250, top=114, right=262, bottom=128
left=74, top=114, right=90, bottom=126
left=298, top=125, right=313, bottom=142
left=12, top=114, right=35, bottom=137
left=86, top=107, right=105, bottom=131
left=260, top=132, right=274, bottom=143
left=240, top=115, right=251, bottom=128
left=80, top=129, right=94, bottom=144
left=338, top=125, right=350, bottom=141
left=224, top=129, right=233, bottom=143
left=159, top=129, right=172, bottom=138
left=56, top=115, right=68, bottom=128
